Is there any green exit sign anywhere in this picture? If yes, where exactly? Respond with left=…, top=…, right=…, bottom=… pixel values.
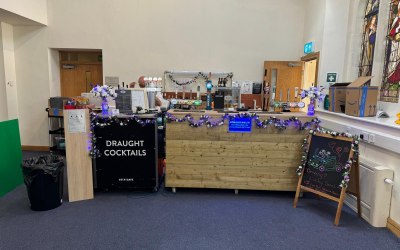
left=304, top=42, right=314, bottom=54
left=326, top=73, right=337, bottom=83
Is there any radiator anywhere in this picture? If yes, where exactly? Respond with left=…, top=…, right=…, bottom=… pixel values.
left=345, top=158, right=394, bottom=227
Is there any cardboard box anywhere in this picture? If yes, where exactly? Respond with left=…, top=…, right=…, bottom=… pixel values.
left=345, top=76, right=378, bottom=117
left=329, top=82, right=350, bottom=113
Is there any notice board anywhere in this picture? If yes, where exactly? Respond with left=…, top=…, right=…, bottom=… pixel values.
left=301, top=134, right=353, bottom=198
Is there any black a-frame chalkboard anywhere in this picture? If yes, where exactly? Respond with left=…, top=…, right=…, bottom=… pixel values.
left=294, top=132, right=360, bottom=226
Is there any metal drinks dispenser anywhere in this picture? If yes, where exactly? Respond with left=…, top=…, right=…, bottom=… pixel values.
left=146, top=77, right=159, bottom=112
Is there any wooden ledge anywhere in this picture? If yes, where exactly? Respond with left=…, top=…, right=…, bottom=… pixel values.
left=387, top=218, right=400, bottom=238
left=22, top=145, right=50, bottom=151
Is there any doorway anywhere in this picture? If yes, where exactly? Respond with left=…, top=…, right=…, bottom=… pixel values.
left=60, top=51, right=103, bottom=97
left=301, top=52, right=320, bottom=110
left=263, top=61, right=304, bottom=111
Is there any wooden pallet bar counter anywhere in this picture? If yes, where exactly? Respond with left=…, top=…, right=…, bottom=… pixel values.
left=165, top=110, right=316, bottom=192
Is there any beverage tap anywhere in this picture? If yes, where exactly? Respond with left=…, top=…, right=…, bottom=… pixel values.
left=196, top=85, right=200, bottom=100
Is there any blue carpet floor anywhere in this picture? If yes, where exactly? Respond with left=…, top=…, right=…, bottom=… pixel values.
left=0, top=152, right=398, bottom=249
left=0, top=186, right=399, bottom=250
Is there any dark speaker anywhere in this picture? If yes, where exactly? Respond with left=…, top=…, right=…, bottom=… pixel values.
left=252, top=82, right=262, bottom=94
left=214, top=92, right=224, bottom=109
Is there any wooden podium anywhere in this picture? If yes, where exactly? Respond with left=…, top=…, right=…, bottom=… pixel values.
left=63, top=109, right=94, bottom=202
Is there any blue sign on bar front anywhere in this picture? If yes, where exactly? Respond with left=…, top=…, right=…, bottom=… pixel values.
left=228, top=117, right=252, bottom=133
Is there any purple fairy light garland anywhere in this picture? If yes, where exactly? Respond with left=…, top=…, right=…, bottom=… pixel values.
left=165, top=112, right=321, bottom=130
left=296, top=128, right=360, bottom=189
left=88, top=112, right=156, bottom=158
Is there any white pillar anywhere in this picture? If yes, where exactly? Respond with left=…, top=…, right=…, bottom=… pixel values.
left=0, top=22, right=19, bottom=120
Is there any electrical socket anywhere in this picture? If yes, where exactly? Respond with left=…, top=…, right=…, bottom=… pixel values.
left=369, top=134, right=376, bottom=144
left=360, top=131, right=369, bottom=141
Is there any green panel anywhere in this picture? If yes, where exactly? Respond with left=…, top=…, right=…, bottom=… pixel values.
left=0, top=119, right=23, bottom=197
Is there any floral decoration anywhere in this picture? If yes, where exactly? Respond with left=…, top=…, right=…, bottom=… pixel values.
left=165, top=112, right=321, bottom=130
left=90, top=84, right=117, bottom=101
left=300, top=85, right=326, bottom=103
left=168, top=72, right=233, bottom=86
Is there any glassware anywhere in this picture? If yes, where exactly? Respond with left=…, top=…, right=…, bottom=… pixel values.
left=307, top=98, right=315, bottom=116
left=101, top=98, right=109, bottom=115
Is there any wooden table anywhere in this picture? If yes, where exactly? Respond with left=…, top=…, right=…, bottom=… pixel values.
left=165, top=110, right=315, bottom=193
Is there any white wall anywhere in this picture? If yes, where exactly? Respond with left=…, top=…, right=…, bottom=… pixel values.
left=303, top=0, right=352, bottom=87
left=0, top=25, right=7, bottom=122
left=1, top=23, right=18, bottom=120
left=46, top=0, right=306, bottom=82
left=303, top=0, right=326, bottom=54
left=0, top=0, right=47, bottom=25
left=319, top=0, right=351, bottom=87
left=14, top=0, right=307, bottom=146
left=14, top=26, right=49, bottom=146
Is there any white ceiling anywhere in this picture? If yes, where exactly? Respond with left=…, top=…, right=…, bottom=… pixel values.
left=0, top=8, right=44, bottom=26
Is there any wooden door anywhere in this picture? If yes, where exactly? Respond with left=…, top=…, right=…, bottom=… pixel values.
left=302, top=59, right=318, bottom=109
left=263, top=61, right=303, bottom=111
left=61, top=64, right=103, bottom=97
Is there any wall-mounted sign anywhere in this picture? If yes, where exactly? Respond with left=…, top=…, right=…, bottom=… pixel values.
left=228, top=117, right=252, bottom=133
left=67, top=109, right=86, bottom=133
left=327, top=72, right=338, bottom=83
left=304, top=41, right=314, bottom=54
left=105, top=76, right=119, bottom=88
left=62, top=64, right=76, bottom=69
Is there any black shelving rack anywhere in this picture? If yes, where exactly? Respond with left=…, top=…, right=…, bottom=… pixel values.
left=46, top=108, right=66, bottom=155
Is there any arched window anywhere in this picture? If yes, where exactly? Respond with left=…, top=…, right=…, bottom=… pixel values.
left=382, top=0, right=400, bottom=103
left=359, top=0, right=380, bottom=77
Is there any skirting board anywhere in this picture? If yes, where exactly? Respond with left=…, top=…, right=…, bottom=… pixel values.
left=387, top=218, right=400, bottom=238
left=22, top=145, right=50, bottom=151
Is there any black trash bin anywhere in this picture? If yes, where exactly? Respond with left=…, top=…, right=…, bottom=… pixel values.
left=22, top=155, right=64, bottom=211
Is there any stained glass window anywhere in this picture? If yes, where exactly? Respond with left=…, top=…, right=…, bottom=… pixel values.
left=359, top=0, right=379, bottom=77
left=382, top=0, right=400, bottom=103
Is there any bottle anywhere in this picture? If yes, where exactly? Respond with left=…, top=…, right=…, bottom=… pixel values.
left=324, top=95, right=330, bottom=110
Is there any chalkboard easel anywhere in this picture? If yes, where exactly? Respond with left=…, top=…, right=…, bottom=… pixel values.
left=293, top=132, right=361, bottom=226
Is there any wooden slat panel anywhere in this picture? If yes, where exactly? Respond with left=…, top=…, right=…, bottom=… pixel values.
left=167, top=131, right=307, bottom=142
left=166, top=167, right=297, bottom=177
left=64, top=110, right=94, bottom=202
left=167, top=140, right=302, bottom=150
left=165, top=111, right=313, bottom=191
left=168, top=174, right=297, bottom=183
left=165, top=179, right=297, bottom=191
left=167, top=149, right=300, bottom=159
left=167, top=155, right=298, bottom=166
left=167, top=164, right=297, bottom=172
